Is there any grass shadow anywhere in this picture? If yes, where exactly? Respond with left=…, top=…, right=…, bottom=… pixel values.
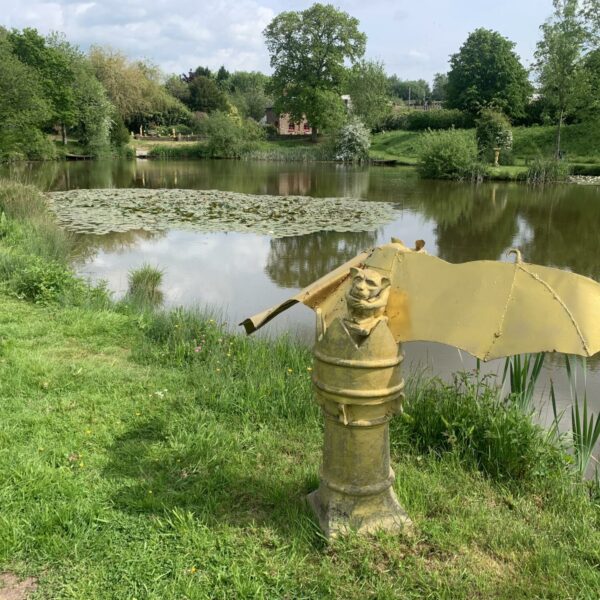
left=102, top=417, right=323, bottom=543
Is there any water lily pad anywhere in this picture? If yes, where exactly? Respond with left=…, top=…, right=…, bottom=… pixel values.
left=46, top=189, right=398, bottom=237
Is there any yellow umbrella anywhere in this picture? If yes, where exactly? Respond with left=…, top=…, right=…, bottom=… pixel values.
left=241, top=239, right=600, bottom=360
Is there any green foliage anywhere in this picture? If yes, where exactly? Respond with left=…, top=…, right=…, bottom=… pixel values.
left=264, top=3, right=366, bottom=137
left=388, top=76, right=431, bottom=103
left=89, top=47, right=192, bottom=131
left=8, top=28, right=77, bottom=128
left=563, top=356, right=600, bottom=479
left=11, top=256, right=79, bottom=304
left=502, top=353, right=545, bottom=413
left=187, top=75, right=229, bottom=113
left=227, top=71, right=272, bottom=121
left=147, top=143, right=209, bottom=159
left=333, top=117, right=371, bottom=162
left=0, top=37, right=53, bottom=162
left=344, top=60, right=391, bottom=130
left=431, top=72, right=448, bottom=101
left=378, top=109, right=474, bottom=132
left=476, top=109, right=513, bottom=164
left=110, top=112, right=132, bottom=148
left=446, top=28, right=532, bottom=119
left=201, top=111, right=265, bottom=158
left=526, top=157, right=571, bottom=183
left=417, top=128, right=485, bottom=180
left=395, top=374, right=566, bottom=482
left=126, top=264, right=164, bottom=308
left=534, top=0, right=591, bottom=156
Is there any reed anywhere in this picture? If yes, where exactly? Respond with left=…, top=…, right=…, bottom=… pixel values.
left=501, top=353, right=545, bottom=413
left=565, top=355, right=600, bottom=479
left=126, top=264, right=165, bottom=308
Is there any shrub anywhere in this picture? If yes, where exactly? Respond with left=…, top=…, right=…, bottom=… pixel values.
left=377, top=109, right=475, bottom=132
left=476, top=109, right=513, bottom=164
left=394, top=375, right=565, bottom=481
left=406, top=109, right=475, bottom=131
left=12, top=256, right=81, bottom=304
left=417, top=128, right=485, bottom=180
left=200, top=112, right=264, bottom=158
left=333, top=117, right=371, bottom=162
left=527, top=157, right=571, bottom=184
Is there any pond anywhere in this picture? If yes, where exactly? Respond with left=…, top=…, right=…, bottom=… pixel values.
left=4, top=158, right=600, bottom=460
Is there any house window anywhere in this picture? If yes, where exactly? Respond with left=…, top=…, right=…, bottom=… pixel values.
left=288, top=122, right=295, bottom=132
left=304, top=122, right=310, bottom=131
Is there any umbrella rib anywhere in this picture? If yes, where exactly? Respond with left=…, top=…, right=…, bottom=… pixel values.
left=519, top=265, right=590, bottom=355
left=483, top=260, right=519, bottom=361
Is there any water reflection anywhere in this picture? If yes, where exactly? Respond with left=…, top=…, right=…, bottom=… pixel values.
left=265, top=230, right=378, bottom=288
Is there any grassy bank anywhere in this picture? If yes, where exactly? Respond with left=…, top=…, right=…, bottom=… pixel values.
left=1, top=180, right=600, bottom=598
left=371, top=122, right=600, bottom=178
left=143, top=137, right=331, bottom=162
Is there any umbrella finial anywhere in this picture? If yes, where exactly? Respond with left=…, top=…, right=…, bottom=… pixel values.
left=507, top=248, right=523, bottom=264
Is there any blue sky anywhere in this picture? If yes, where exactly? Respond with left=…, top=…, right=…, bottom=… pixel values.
left=0, top=0, right=553, bottom=82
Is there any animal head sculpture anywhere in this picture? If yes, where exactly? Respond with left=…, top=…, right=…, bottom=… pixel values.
left=344, top=267, right=391, bottom=337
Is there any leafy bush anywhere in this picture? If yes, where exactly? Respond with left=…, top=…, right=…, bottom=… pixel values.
left=417, top=128, right=485, bottom=180
left=476, top=109, right=513, bottom=164
left=333, top=117, right=371, bottom=162
left=12, top=256, right=82, bottom=304
left=406, top=109, right=475, bottom=131
left=200, top=111, right=265, bottom=158
left=527, top=157, right=571, bottom=183
left=394, top=375, right=565, bottom=482
left=377, top=109, right=475, bottom=132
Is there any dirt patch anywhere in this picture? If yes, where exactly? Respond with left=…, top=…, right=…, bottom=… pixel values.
left=0, top=573, right=38, bottom=600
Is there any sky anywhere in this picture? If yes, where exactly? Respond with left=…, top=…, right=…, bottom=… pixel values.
left=0, top=0, right=554, bottom=82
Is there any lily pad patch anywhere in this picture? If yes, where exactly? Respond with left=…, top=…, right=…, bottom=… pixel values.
left=46, top=189, right=398, bottom=237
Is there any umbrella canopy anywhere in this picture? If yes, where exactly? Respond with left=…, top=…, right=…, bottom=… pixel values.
left=241, top=239, right=600, bottom=361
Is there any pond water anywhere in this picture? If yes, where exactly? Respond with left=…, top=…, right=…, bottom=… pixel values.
left=4, top=158, right=600, bottom=464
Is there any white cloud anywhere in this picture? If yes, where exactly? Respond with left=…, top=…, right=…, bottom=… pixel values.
left=0, top=0, right=275, bottom=74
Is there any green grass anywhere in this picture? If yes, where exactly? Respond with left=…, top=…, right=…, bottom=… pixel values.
left=371, top=121, right=600, bottom=174
left=1, top=178, right=600, bottom=598
left=0, top=297, right=599, bottom=597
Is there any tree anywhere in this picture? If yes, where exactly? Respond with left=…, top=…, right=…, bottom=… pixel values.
left=7, top=28, right=77, bottom=140
left=264, top=3, right=366, bottom=141
left=216, top=66, right=231, bottom=89
left=388, top=77, right=430, bottom=104
left=89, top=47, right=191, bottom=130
left=582, top=47, right=600, bottom=115
left=446, top=28, right=532, bottom=119
left=165, top=74, right=191, bottom=105
left=534, top=0, right=589, bottom=157
left=188, top=76, right=229, bottom=113
left=0, top=36, right=53, bottom=160
left=344, top=60, right=391, bottom=129
left=431, top=73, right=448, bottom=102
left=228, top=71, right=272, bottom=120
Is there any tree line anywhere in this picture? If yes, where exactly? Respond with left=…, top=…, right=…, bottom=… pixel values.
left=1, top=0, right=599, bottom=162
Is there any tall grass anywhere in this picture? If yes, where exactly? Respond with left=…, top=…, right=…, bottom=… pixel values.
left=564, top=356, right=600, bottom=479
left=126, top=264, right=164, bottom=308
left=502, top=353, right=545, bottom=413
left=526, top=157, right=571, bottom=184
